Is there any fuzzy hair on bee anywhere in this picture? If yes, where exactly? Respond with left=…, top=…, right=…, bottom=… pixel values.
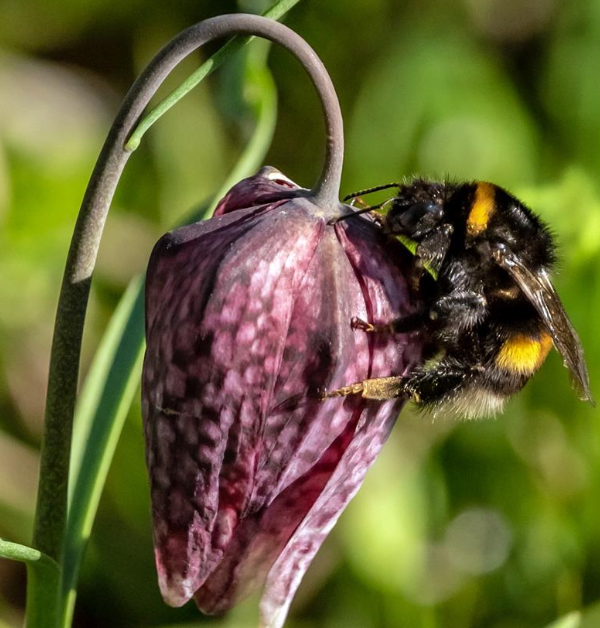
left=325, top=179, right=593, bottom=418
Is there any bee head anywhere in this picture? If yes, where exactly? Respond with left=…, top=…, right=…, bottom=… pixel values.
left=385, top=181, right=450, bottom=239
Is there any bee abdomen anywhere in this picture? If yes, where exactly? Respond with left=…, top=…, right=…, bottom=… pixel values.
left=494, top=332, right=553, bottom=375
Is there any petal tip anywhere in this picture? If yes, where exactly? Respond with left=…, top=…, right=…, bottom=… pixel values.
left=157, top=569, right=195, bottom=607
left=155, top=543, right=198, bottom=607
left=259, top=601, right=290, bottom=628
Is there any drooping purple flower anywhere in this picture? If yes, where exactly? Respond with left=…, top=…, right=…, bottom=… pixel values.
left=142, top=166, right=422, bottom=627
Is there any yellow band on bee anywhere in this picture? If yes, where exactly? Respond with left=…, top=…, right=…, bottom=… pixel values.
left=495, top=333, right=553, bottom=374
left=467, top=182, right=496, bottom=237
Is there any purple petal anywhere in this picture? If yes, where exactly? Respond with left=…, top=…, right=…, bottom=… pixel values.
left=192, top=223, right=419, bottom=613
left=259, top=399, right=400, bottom=628
left=213, top=166, right=300, bottom=216
left=144, top=197, right=325, bottom=605
left=256, top=222, right=420, bottom=627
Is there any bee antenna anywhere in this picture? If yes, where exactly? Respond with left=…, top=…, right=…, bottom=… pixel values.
left=342, top=182, right=401, bottom=202
left=329, top=206, right=375, bottom=224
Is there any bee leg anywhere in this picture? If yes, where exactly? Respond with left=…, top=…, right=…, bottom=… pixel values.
left=410, top=224, right=454, bottom=289
left=330, top=202, right=387, bottom=225
left=410, top=257, right=427, bottom=291
left=351, top=311, right=427, bottom=334
left=322, top=365, right=472, bottom=405
left=322, top=375, right=406, bottom=400
left=347, top=195, right=369, bottom=208
left=416, top=224, right=453, bottom=266
left=402, top=362, right=473, bottom=406
left=430, top=291, right=487, bottom=327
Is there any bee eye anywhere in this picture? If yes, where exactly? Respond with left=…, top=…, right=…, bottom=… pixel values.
left=491, top=241, right=507, bottom=253
left=388, top=202, right=443, bottom=237
left=490, top=241, right=513, bottom=265
left=491, top=231, right=519, bottom=250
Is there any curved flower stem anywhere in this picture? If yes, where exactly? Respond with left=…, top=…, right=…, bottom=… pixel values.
left=125, top=0, right=302, bottom=152
left=30, top=13, right=344, bottom=628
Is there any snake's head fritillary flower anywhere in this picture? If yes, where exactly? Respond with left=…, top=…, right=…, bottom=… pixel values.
left=142, top=166, right=422, bottom=627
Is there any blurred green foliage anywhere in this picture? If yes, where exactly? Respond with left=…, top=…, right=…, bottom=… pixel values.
left=0, top=0, right=599, bottom=627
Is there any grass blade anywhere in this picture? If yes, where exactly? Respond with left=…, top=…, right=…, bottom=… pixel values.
left=62, top=278, right=145, bottom=627
left=544, top=612, right=582, bottom=628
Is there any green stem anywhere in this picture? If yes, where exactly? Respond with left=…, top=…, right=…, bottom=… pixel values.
left=125, top=0, right=301, bottom=152
left=28, top=12, right=343, bottom=628
left=1, top=539, right=60, bottom=628
left=1, top=539, right=49, bottom=564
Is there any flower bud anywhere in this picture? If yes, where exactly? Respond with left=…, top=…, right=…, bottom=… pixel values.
left=142, top=166, right=421, bottom=627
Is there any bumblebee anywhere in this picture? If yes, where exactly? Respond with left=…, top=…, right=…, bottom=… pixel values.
left=325, top=179, right=593, bottom=418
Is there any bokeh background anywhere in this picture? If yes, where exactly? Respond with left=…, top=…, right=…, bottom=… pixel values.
left=1, top=0, right=599, bottom=627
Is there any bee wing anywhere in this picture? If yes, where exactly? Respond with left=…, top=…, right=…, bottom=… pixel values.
left=492, top=244, right=594, bottom=404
